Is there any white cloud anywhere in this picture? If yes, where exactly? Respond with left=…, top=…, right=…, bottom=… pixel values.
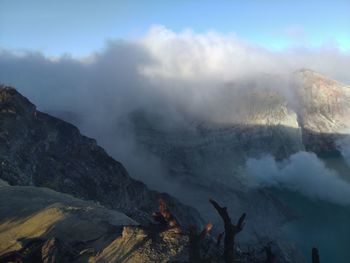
left=139, top=25, right=282, bottom=81
left=137, top=26, right=350, bottom=83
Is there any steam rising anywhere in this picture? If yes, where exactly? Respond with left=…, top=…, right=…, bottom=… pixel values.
left=246, top=152, right=350, bottom=206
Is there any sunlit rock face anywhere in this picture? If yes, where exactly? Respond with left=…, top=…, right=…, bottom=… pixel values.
left=296, top=69, right=350, bottom=133
left=294, top=69, right=350, bottom=153
left=0, top=182, right=137, bottom=256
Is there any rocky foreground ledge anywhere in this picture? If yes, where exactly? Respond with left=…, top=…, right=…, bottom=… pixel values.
left=0, top=180, right=305, bottom=263
left=0, top=180, right=197, bottom=262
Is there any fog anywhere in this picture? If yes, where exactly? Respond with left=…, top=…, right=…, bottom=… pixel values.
left=1, top=26, right=350, bottom=206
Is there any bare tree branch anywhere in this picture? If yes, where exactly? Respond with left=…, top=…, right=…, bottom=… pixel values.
left=312, top=247, right=320, bottom=263
left=217, top=232, right=224, bottom=249
left=209, top=198, right=246, bottom=263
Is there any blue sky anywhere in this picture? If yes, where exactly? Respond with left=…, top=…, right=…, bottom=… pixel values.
left=1, top=0, right=349, bottom=56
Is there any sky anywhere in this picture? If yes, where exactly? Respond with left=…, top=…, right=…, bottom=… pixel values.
left=1, top=0, right=349, bottom=57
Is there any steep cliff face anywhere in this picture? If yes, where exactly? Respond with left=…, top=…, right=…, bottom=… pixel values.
left=0, top=86, right=202, bottom=227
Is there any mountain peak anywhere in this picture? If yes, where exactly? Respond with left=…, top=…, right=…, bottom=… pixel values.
left=0, top=85, right=36, bottom=116
left=294, top=68, right=342, bottom=87
left=294, top=68, right=316, bottom=74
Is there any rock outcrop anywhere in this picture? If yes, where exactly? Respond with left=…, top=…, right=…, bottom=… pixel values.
left=0, top=181, right=137, bottom=260
left=295, top=69, right=350, bottom=153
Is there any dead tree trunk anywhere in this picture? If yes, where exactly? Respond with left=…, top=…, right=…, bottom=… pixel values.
left=216, top=232, right=224, bottom=249
left=312, top=247, right=320, bottom=263
left=188, top=222, right=213, bottom=263
left=209, top=199, right=246, bottom=263
left=264, top=244, right=275, bottom=263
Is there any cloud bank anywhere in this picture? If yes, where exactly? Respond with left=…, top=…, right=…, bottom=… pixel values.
left=1, top=26, right=349, bottom=131
left=1, top=25, right=350, bottom=205
left=139, top=26, right=350, bottom=83
left=1, top=25, right=349, bottom=115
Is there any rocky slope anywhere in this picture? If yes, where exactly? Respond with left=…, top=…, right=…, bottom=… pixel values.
left=0, top=179, right=136, bottom=256
left=0, top=86, right=202, bottom=227
left=0, top=181, right=206, bottom=263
